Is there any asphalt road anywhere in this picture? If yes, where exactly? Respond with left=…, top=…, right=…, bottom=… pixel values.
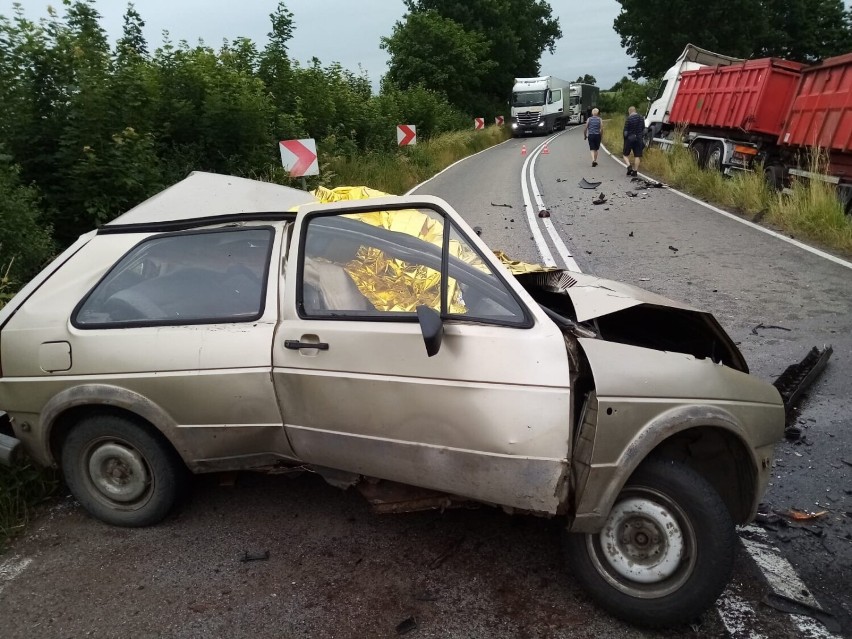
left=1, top=128, right=850, bottom=638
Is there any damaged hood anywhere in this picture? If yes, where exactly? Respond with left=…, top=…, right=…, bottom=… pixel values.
left=563, top=272, right=700, bottom=322
left=516, top=270, right=748, bottom=373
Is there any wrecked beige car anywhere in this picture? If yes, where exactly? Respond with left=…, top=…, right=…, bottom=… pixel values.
left=0, top=172, right=784, bottom=627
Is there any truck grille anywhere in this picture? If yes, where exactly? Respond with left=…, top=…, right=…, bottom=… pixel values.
left=517, top=112, right=541, bottom=126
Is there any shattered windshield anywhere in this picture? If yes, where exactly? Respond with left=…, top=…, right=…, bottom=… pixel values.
left=512, top=90, right=546, bottom=107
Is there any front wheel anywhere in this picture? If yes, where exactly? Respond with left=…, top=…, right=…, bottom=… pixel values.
left=562, top=457, right=735, bottom=627
left=62, top=413, right=187, bottom=527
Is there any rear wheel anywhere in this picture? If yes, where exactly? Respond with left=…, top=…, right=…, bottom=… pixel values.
left=764, top=164, right=784, bottom=190
left=563, top=457, right=735, bottom=627
left=706, top=141, right=725, bottom=172
left=62, top=413, right=186, bottom=527
left=690, top=141, right=706, bottom=167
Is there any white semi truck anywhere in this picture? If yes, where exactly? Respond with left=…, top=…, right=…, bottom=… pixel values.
left=510, top=76, right=571, bottom=136
left=567, top=83, right=600, bottom=124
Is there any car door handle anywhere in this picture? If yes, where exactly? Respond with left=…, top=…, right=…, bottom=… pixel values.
left=284, top=340, right=329, bottom=351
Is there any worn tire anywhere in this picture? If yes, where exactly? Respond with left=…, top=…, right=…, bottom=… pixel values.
left=690, top=141, right=706, bottom=167
left=62, top=413, right=186, bottom=527
left=563, top=457, right=735, bottom=628
left=706, top=141, right=725, bottom=172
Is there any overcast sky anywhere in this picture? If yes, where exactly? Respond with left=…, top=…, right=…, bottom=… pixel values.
left=4, top=0, right=635, bottom=89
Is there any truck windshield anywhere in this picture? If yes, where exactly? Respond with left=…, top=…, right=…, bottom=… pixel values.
left=512, top=91, right=546, bottom=107
left=569, top=96, right=580, bottom=106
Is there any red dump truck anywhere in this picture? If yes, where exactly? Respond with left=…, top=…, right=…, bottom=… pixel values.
left=645, top=44, right=852, bottom=212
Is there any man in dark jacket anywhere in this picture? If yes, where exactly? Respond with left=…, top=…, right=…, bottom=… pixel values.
left=623, top=106, right=645, bottom=176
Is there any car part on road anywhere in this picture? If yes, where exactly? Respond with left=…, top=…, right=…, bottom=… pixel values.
left=240, top=550, right=270, bottom=562
left=592, top=193, right=607, bottom=205
left=578, top=178, right=602, bottom=189
left=61, top=413, right=187, bottom=527
left=772, top=345, right=833, bottom=425
left=762, top=593, right=841, bottom=633
left=562, top=456, right=736, bottom=628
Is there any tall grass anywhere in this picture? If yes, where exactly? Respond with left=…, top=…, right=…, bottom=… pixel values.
left=326, top=126, right=510, bottom=194
left=603, top=114, right=852, bottom=254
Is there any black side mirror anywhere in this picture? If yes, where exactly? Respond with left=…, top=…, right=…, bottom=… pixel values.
left=416, top=305, right=443, bottom=357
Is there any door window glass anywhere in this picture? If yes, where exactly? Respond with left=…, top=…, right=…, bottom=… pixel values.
left=300, top=208, right=527, bottom=325
left=74, top=227, right=273, bottom=328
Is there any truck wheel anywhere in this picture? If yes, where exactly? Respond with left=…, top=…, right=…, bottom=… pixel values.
left=61, top=413, right=187, bottom=527
left=689, top=141, right=706, bottom=167
left=562, top=457, right=735, bottom=627
left=706, top=142, right=724, bottom=172
left=764, top=165, right=784, bottom=190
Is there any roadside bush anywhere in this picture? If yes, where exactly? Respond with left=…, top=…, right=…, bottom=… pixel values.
left=0, top=159, right=55, bottom=287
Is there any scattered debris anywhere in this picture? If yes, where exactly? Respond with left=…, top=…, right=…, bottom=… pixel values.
left=631, top=177, right=666, bottom=188
left=782, top=509, right=828, bottom=522
left=762, top=593, right=841, bottom=633
left=626, top=191, right=638, bottom=197
left=785, top=426, right=802, bottom=441
left=490, top=202, right=512, bottom=208
left=592, top=193, right=607, bottom=205
left=538, top=209, right=550, bottom=218
left=752, top=323, right=792, bottom=335
left=240, top=550, right=270, bottom=563
left=578, top=178, right=602, bottom=189
left=629, top=231, right=634, bottom=237
left=473, top=226, right=482, bottom=236
left=396, top=617, right=419, bottom=635
left=668, top=245, right=678, bottom=252
left=773, top=346, right=833, bottom=424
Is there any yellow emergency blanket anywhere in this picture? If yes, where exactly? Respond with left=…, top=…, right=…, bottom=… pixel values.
left=309, top=186, right=551, bottom=312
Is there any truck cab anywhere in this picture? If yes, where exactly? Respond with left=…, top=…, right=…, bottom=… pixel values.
left=510, top=76, right=570, bottom=136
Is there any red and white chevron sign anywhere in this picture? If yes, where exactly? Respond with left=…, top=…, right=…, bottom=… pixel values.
left=279, top=138, right=318, bottom=177
left=474, top=117, right=485, bottom=130
left=495, top=116, right=504, bottom=126
left=397, top=124, right=416, bottom=146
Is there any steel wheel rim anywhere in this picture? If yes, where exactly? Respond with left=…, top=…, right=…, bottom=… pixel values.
left=586, top=486, right=697, bottom=599
left=85, top=438, right=152, bottom=505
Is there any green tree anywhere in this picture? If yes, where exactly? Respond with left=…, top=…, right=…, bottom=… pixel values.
left=615, top=0, right=852, bottom=79
left=575, top=74, right=596, bottom=84
left=756, top=0, right=852, bottom=61
left=383, top=0, right=560, bottom=113
left=382, top=10, right=495, bottom=114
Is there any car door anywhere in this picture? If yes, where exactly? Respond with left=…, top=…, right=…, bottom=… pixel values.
left=272, top=196, right=573, bottom=513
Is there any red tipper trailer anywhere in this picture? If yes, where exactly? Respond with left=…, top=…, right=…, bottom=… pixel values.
left=779, top=52, right=852, bottom=153
left=669, top=58, right=806, bottom=138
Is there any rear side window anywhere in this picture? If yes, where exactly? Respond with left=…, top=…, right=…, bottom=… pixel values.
left=73, top=227, right=273, bottom=328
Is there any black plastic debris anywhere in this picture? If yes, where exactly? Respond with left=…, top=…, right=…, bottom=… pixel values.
left=631, top=177, right=666, bottom=188
left=668, top=245, right=678, bottom=252
left=473, top=226, right=482, bottom=236
left=773, top=345, right=833, bottom=425
left=762, top=594, right=841, bottom=633
left=628, top=231, right=634, bottom=237
left=752, top=323, right=791, bottom=335
left=396, top=617, right=418, bottom=635
left=579, top=178, right=602, bottom=189
left=626, top=191, right=638, bottom=197
left=240, top=550, right=270, bottom=562
left=538, top=209, right=550, bottom=218
left=592, top=193, right=607, bottom=205
left=490, top=202, right=512, bottom=208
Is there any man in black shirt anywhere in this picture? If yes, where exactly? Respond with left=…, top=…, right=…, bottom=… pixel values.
left=623, top=106, right=645, bottom=176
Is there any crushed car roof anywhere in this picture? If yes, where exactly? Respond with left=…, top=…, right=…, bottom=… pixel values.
left=107, top=171, right=318, bottom=226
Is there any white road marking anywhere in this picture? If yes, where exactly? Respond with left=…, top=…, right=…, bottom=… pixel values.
left=717, top=585, right=767, bottom=639
left=519, top=138, right=557, bottom=267
left=599, top=141, right=852, bottom=271
left=0, top=556, right=32, bottom=595
left=739, top=525, right=840, bottom=638
left=529, top=136, right=581, bottom=272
